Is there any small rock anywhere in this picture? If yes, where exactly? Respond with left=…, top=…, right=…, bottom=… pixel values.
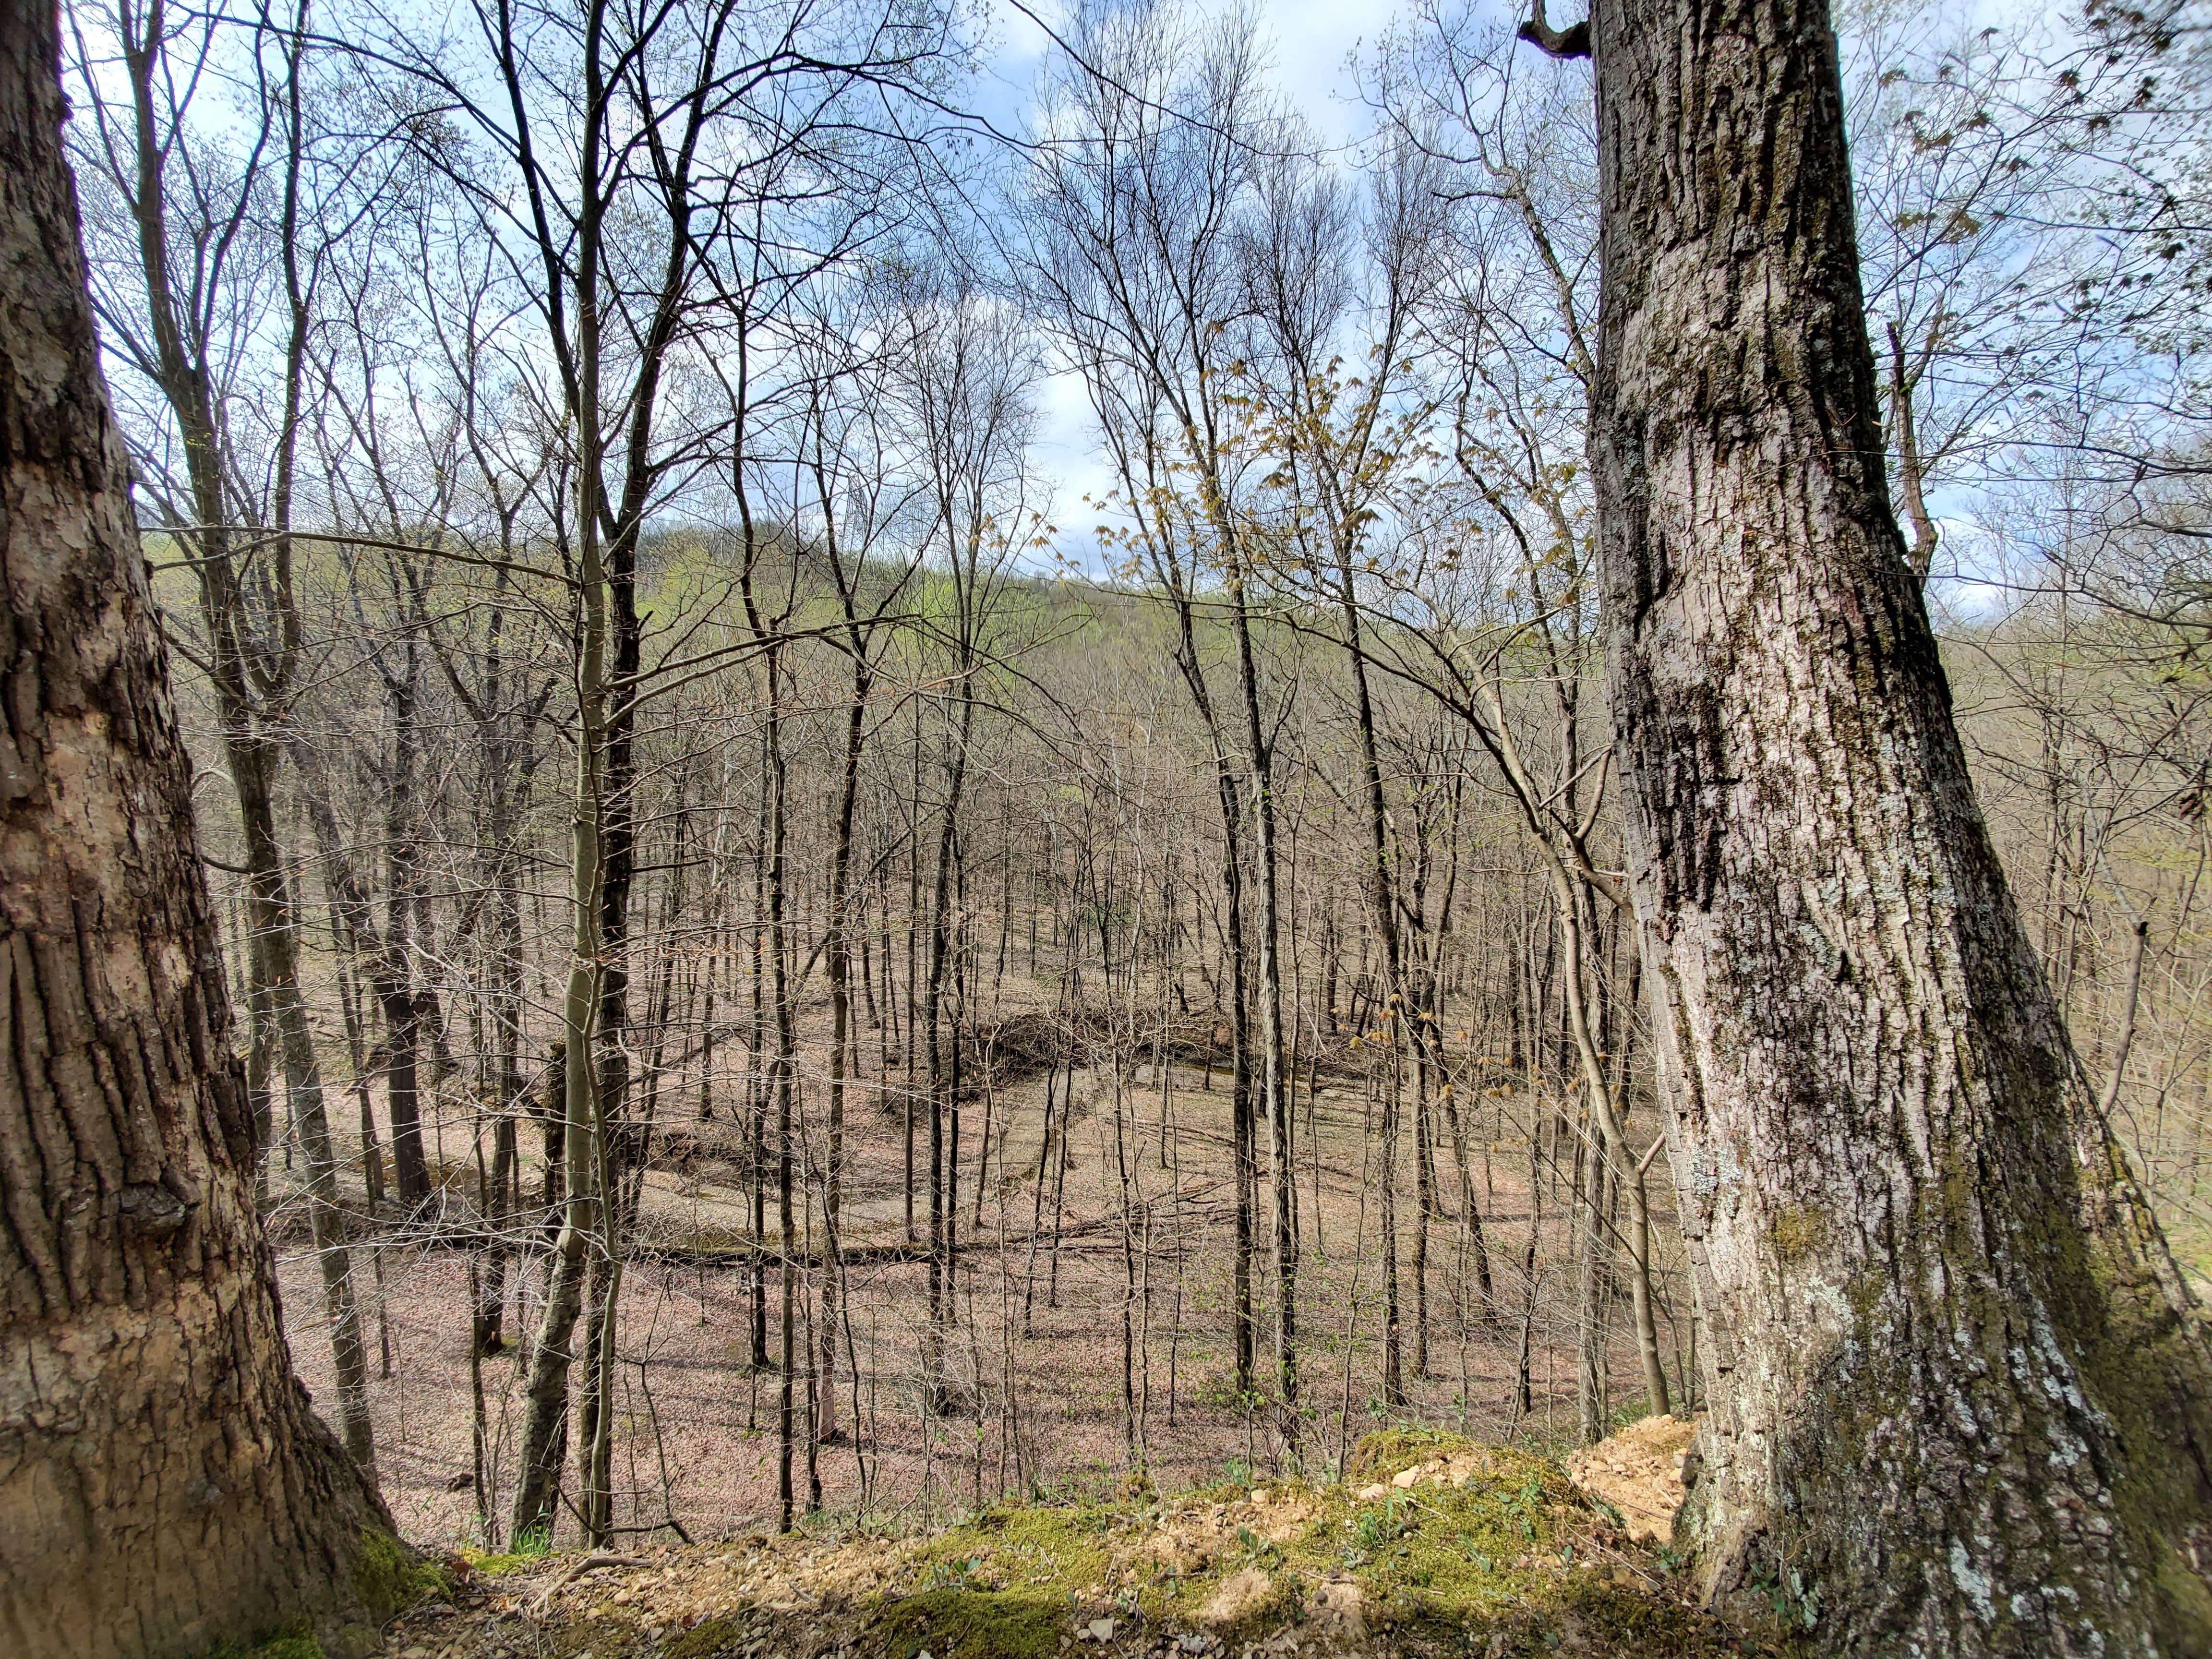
left=1356, top=1483, right=1388, bottom=1503
left=1085, top=1617, right=1117, bottom=1642
left=1390, top=1467, right=1420, bottom=1489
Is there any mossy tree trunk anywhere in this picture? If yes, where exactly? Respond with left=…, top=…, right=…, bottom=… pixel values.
left=1563, top=0, right=2212, bottom=1647
left=0, top=1, right=392, bottom=1651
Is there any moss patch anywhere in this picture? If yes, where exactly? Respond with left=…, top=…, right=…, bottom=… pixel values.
left=425, top=1435, right=1791, bottom=1659
left=850, top=1433, right=1783, bottom=1656
left=1770, top=1204, right=1827, bottom=1265
left=873, top=1588, right=1066, bottom=1659
left=458, top=1544, right=551, bottom=1578
left=196, top=1617, right=323, bottom=1659
left=661, top=1615, right=745, bottom=1659
left=352, top=1528, right=452, bottom=1620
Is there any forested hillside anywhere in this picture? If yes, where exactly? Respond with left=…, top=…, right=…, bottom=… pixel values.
left=161, top=534, right=2212, bottom=1556
left=9, top=0, right=2212, bottom=1652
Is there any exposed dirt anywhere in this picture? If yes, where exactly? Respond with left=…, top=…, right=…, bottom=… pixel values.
left=1564, top=1415, right=1699, bottom=1544
left=261, top=948, right=1706, bottom=1564
left=273, top=1018, right=1695, bottom=1554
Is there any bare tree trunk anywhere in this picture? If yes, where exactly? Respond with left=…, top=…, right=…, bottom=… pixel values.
left=512, top=0, right=614, bottom=1540
left=765, top=650, right=798, bottom=1533
left=1570, top=0, right=2212, bottom=1644
left=749, top=726, right=771, bottom=1370
left=1167, top=589, right=1258, bottom=1399
left=923, top=684, right=974, bottom=1406
left=819, top=662, right=869, bottom=1450
left=0, top=15, right=392, bottom=1646
left=1413, top=1048, right=1434, bottom=1379
left=1380, top=1046, right=1404, bottom=1409
left=1221, top=565, right=1298, bottom=1437
left=376, top=664, right=432, bottom=1205
left=1575, top=1117, right=1609, bottom=1445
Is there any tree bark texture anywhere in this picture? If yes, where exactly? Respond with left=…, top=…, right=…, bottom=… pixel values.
left=0, top=4, right=393, bottom=1652
left=1587, top=0, right=2212, bottom=1649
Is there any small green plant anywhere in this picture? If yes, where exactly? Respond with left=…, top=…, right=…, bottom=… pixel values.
left=1750, top=1563, right=1823, bottom=1632
left=1751, top=1564, right=1786, bottom=1619
left=925, top=1554, right=987, bottom=1591
left=1234, top=1525, right=1283, bottom=1571
left=1223, top=1456, right=1252, bottom=1489
left=1506, top=1474, right=1548, bottom=1540
left=1353, top=1492, right=1414, bottom=1551
left=1194, top=1371, right=1251, bottom=1414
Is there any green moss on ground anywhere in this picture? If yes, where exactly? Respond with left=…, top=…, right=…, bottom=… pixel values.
left=191, top=1535, right=445, bottom=1659
left=196, top=1617, right=324, bottom=1659
left=458, top=1543, right=552, bottom=1578
left=872, top=1588, right=1067, bottom=1659
left=661, top=1616, right=745, bottom=1659
left=855, top=1432, right=1784, bottom=1656
left=193, top=1532, right=450, bottom=1659
left=405, top=1434, right=1787, bottom=1659
left=352, top=1528, right=452, bottom=1620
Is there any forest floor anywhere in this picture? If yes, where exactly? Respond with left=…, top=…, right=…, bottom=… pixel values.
left=374, top=1423, right=1785, bottom=1659
left=271, top=1030, right=1695, bottom=1553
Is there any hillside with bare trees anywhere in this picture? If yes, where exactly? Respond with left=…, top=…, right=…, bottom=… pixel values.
left=9, top=0, right=2212, bottom=1653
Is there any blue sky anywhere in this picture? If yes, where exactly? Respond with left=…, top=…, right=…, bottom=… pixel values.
left=975, top=0, right=2050, bottom=608
left=975, top=0, right=1437, bottom=542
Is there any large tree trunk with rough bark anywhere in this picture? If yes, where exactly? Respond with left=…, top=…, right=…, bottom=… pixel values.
left=0, top=3, right=396, bottom=1653
left=1579, top=0, right=2212, bottom=1649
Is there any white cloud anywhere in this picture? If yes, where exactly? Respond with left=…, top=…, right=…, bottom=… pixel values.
left=986, top=0, right=1459, bottom=552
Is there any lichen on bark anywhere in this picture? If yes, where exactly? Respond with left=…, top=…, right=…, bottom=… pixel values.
left=1576, top=0, right=2212, bottom=1649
